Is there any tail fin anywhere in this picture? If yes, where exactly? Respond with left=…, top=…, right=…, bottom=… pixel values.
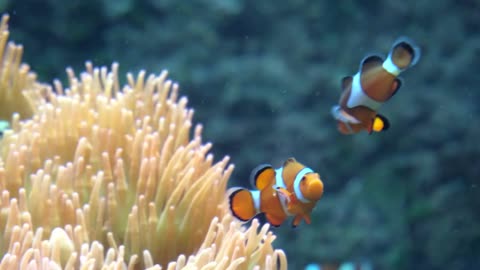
left=383, top=36, right=421, bottom=75
left=371, top=114, right=390, bottom=133
left=227, top=188, right=259, bottom=222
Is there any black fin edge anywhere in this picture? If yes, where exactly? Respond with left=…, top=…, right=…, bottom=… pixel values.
left=377, top=114, right=390, bottom=131
left=249, top=164, right=273, bottom=189
left=228, top=188, right=251, bottom=222
left=392, top=36, right=421, bottom=66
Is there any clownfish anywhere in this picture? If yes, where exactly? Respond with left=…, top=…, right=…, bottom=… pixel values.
left=331, top=36, right=421, bottom=134
left=228, top=158, right=324, bottom=228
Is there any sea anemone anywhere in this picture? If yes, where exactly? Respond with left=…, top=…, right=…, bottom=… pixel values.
left=0, top=14, right=286, bottom=270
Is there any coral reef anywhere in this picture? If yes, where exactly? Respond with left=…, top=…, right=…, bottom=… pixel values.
left=0, top=14, right=286, bottom=270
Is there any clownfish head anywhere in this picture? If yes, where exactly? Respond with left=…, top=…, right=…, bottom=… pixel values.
left=299, top=172, right=324, bottom=202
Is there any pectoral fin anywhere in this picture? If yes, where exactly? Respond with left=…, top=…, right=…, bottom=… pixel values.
left=331, top=106, right=361, bottom=124
left=276, top=186, right=297, bottom=205
left=265, top=214, right=285, bottom=227
left=341, top=76, right=353, bottom=91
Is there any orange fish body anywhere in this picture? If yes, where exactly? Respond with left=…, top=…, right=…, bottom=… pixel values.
left=331, top=37, right=421, bottom=134
left=228, top=158, right=324, bottom=227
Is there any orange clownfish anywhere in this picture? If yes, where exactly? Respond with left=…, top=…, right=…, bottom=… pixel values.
left=228, top=158, right=324, bottom=228
left=331, top=36, right=421, bottom=134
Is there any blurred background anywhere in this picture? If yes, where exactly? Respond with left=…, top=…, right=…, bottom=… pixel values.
left=2, top=0, right=479, bottom=269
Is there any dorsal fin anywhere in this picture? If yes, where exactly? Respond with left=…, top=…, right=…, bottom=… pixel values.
left=281, top=158, right=306, bottom=187
left=250, top=164, right=275, bottom=190
left=283, top=157, right=296, bottom=167
left=360, top=55, right=384, bottom=74
left=341, top=76, right=353, bottom=91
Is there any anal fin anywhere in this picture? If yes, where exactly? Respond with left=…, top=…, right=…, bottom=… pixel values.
left=265, top=213, right=285, bottom=227
left=389, top=78, right=402, bottom=98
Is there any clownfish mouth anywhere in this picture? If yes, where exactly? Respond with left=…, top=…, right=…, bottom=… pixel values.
left=331, top=105, right=361, bottom=124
